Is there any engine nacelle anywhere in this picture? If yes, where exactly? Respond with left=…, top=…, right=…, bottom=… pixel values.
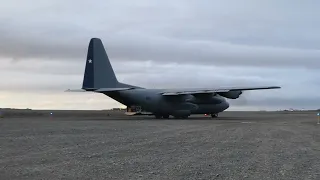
left=218, top=91, right=242, bottom=99
left=174, top=102, right=199, bottom=111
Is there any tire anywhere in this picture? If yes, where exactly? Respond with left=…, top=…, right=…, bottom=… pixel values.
left=162, top=115, right=170, bottom=119
left=211, top=114, right=218, bottom=118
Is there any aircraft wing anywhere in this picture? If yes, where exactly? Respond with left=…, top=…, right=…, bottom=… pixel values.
left=160, top=86, right=280, bottom=96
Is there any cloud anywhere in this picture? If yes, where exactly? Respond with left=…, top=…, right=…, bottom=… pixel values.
left=0, top=0, right=319, bottom=110
left=1, top=29, right=320, bottom=69
left=1, top=0, right=320, bottom=68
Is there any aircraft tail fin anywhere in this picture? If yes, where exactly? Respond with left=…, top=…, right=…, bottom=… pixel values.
left=82, top=38, right=119, bottom=90
left=81, top=38, right=138, bottom=91
left=65, top=38, right=140, bottom=93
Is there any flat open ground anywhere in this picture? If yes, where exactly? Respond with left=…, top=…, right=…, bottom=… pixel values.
left=0, top=110, right=320, bottom=180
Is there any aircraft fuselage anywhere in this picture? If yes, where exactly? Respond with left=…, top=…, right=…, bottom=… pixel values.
left=104, top=88, right=229, bottom=117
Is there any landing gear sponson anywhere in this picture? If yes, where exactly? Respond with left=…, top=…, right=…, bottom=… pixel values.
left=155, top=114, right=188, bottom=119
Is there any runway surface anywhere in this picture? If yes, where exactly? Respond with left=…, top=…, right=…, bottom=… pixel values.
left=0, top=110, right=320, bottom=180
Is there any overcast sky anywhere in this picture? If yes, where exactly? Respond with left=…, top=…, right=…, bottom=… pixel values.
left=1, top=0, right=319, bottom=110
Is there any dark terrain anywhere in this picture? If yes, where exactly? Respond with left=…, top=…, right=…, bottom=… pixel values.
left=0, top=110, right=319, bottom=180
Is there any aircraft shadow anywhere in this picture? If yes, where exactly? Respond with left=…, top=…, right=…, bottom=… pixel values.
left=64, top=116, right=258, bottom=121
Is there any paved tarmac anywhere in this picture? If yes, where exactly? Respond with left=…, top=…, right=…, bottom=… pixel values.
left=0, top=110, right=320, bottom=180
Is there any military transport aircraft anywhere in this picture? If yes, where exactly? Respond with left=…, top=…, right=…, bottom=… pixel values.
left=66, top=38, right=280, bottom=119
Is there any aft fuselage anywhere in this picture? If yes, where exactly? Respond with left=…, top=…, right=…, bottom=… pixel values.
left=104, top=88, right=229, bottom=116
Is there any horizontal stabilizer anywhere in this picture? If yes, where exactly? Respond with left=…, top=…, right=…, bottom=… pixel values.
left=65, top=87, right=134, bottom=93
left=94, top=87, right=134, bottom=92
left=65, top=89, right=89, bottom=92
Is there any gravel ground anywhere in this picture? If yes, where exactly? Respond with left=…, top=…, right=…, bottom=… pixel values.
left=0, top=111, right=319, bottom=180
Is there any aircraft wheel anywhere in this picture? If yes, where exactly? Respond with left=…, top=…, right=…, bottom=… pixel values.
left=162, top=115, right=170, bottom=119
left=211, top=114, right=218, bottom=118
left=155, top=115, right=162, bottom=119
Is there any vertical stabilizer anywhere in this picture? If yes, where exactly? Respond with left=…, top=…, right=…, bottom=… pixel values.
left=82, top=38, right=119, bottom=90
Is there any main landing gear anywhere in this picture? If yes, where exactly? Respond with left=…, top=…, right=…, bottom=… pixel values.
left=155, top=115, right=170, bottom=119
left=211, top=114, right=218, bottom=118
left=154, top=115, right=188, bottom=119
left=162, top=115, right=170, bottom=119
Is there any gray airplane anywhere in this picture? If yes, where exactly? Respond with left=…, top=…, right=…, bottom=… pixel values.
left=67, top=38, right=280, bottom=119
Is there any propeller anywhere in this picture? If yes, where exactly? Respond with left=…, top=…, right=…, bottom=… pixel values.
left=229, top=91, right=250, bottom=106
